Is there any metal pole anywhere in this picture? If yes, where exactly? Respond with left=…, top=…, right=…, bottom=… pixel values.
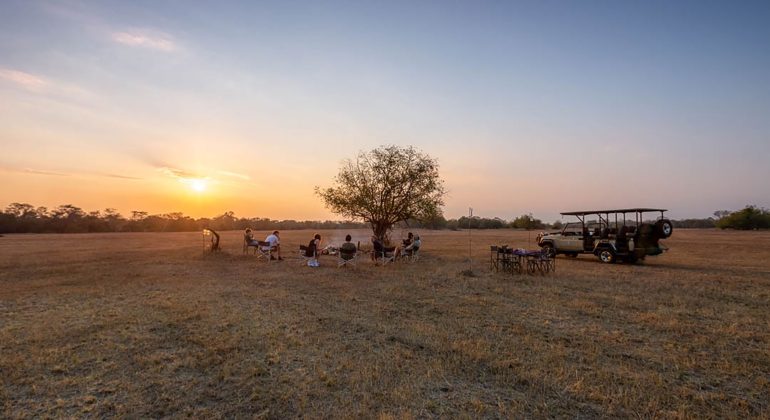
left=468, top=207, right=473, bottom=273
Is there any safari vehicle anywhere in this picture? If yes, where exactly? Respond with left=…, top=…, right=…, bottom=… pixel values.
left=537, top=208, right=673, bottom=263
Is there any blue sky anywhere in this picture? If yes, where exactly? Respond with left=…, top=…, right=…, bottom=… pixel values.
left=1, top=0, right=769, bottom=221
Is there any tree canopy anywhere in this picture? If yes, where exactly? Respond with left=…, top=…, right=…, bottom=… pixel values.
left=316, top=145, right=446, bottom=242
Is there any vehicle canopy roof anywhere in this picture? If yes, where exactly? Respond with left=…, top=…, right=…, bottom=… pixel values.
left=560, top=208, right=667, bottom=216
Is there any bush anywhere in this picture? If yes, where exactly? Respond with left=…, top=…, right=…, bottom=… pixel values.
left=715, top=206, right=770, bottom=230
left=510, top=214, right=545, bottom=230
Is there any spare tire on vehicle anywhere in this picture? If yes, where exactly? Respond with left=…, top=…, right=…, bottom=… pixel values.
left=655, top=219, right=673, bottom=239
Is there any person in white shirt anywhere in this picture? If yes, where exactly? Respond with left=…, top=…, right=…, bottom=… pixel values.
left=404, top=234, right=421, bottom=256
left=264, top=230, right=283, bottom=260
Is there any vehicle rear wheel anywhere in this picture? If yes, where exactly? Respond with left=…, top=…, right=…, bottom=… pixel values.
left=598, top=248, right=615, bottom=264
left=541, top=243, right=556, bottom=258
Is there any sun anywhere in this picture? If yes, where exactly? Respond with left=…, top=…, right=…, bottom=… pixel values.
left=188, top=178, right=208, bottom=192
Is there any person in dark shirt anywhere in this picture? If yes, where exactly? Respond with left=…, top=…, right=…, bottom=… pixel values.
left=340, top=234, right=357, bottom=260
left=402, top=232, right=414, bottom=247
left=371, top=235, right=400, bottom=260
left=306, top=233, right=322, bottom=266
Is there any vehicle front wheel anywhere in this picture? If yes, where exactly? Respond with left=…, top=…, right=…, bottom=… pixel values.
left=541, top=243, right=556, bottom=258
left=597, top=248, right=615, bottom=264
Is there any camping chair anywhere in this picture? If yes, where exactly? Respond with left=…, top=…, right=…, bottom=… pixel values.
left=298, top=245, right=315, bottom=265
left=490, top=246, right=500, bottom=271
left=255, top=241, right=273, bottom=262
left=401, top=246, right=420, bottom=263
left=337, top=247, right=358, bottom=268
left=243, top=233, right=259, bottom=254
left=373, top=248, right=396, bottom=265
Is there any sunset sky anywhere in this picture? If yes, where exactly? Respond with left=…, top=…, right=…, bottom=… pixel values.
left=2, top=0, right=769, bottom=222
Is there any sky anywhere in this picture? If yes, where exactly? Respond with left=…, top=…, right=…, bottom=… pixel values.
left=2, top=0, right=769, bottom=222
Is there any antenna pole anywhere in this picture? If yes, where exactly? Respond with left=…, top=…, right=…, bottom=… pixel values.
left=468, top=207, right=473, bottom=273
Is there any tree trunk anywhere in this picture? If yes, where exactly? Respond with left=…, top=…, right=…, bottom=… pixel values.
left=372, top=221, right=393, bottom=245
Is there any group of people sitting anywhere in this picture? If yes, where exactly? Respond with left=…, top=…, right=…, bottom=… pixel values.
left=244, top=229, right=284, bottom=260
left=371, top=232, right=421, bottom=261
left=244, top=228, right=421, bottom=267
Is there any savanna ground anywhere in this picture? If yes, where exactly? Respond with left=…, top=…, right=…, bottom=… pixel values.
left=1, top=229, right=769, bottom=418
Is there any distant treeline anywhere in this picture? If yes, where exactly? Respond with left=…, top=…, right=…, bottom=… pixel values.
left=0, top=203, right=549, bottom=234
left=1, top=202, right=766, bottom=234
left=429, top=214, right=548, bottom=230
left=672, top=218, right=717, bottom=228
left=671, top=206, right=770, bottom=230
left=402, top=209, right=770, bottom=231
left=0, top=203, right=367, bottom=234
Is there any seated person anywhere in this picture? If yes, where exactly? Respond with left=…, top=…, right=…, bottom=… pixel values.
left=402, top=232, right=414, bottom=247
left=339, top=234, right=357, bottom=260
left=305, top=234, right=322, bottom=267
left=371, top=235, right=399, bottom=259
left=403, top=234, right=421, bottom=256
left=265, top=230, right=283, bottom=260
left=244, top=228, right=258, bottom=246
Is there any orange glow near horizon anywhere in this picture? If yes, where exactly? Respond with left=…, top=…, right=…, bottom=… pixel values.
left=0, top=164, right=339, bottom=220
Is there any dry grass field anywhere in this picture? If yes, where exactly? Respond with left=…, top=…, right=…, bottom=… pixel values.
left=1, top=229, right=769, bottom=418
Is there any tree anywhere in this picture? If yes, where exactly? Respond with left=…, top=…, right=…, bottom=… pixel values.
left=211, top=211, right=238, bottom=231
left=50, top=204, right=85, bottom=233
left=5, top=203, right=37, bottom=218
left=316, top=145, right=446, bottom=242
left=511, top=213, right=545, bottom=230
left=51, top=204, right=85, bottom=220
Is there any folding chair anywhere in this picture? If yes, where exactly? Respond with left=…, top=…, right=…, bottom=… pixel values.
left=243, top=233, right=259, bottom=254
left=255, top=241, right=273, bottom=262
left=373, top=249, right=396, bottom=265
left=540, top=251, right=556, bottom=274
left=298, top=245, right=315, bottom=265
left=337, top=248, right=358, bottom=268
left=490, top=246, right=499, bottom=271
left=401, top=246, right=420, bottom=263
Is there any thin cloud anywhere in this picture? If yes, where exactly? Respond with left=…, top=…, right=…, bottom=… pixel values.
left=159, top=166, right=201, bottom=179
left=218, top=170, right=251, bottom=180
left=112, top=30, right=176, bottom=52
left=158, top=166, right=253, bottom=187
left=23, top=168, right=70, bottom=176
left=103, top=173, right=142, bottom=180
left=0, top=68, right=48, bottom=92
left=4, top=165, right=140, bottom=179
left=0, top=67, right=96, bottom=104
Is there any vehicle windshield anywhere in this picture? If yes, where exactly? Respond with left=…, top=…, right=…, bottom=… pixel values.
left=561, top=221, right=605, bottom=233
left=561, top=223, right=583, bottom=235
